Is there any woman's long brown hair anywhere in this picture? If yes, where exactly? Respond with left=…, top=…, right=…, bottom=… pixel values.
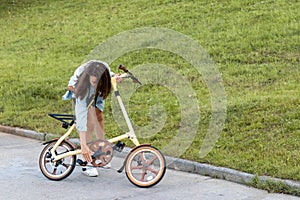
left=74, top=62, right=111, bottom=102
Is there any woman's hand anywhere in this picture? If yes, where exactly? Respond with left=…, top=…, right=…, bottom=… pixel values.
left=115, top=73, right=123, bottom=83
left=81, top=143, right=93, bottom=163
left=68, top=86, right=74, bottom=92
left=79, top=131, right=93, bottom=163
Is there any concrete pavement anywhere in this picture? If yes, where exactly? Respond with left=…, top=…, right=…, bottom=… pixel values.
left=1, top=131, right=300, bottom=199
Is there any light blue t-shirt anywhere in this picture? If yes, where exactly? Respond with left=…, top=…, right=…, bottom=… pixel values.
left=75, top=86, right=105, bottom=132
left=62, top=60, right=112, bottom=131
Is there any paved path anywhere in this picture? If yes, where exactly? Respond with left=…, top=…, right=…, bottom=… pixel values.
left=0, top=132, right=299, bottom=200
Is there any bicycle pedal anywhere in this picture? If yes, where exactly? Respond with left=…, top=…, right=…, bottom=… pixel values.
left=113, top=141, right=125, bottom=152
left=76, top=159, right=87, bottom=166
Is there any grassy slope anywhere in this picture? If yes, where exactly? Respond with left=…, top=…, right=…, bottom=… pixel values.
left=0, top=0, right=299, bottom=182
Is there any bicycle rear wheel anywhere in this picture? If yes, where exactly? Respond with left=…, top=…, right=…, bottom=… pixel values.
left=125, top=145, right=166, bottom=188
left=39, top=141, right=76, bottom=181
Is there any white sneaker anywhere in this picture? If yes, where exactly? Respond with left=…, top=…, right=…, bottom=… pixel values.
left=102, top=162, right=111, bottom=169
left=82, top=167, right=99, bottom=177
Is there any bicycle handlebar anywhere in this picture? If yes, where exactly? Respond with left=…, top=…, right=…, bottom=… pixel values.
left=118, top=64, right=142, bottom=85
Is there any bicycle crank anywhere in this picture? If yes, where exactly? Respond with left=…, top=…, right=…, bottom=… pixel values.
left=88, top=139, right=113, bottom=167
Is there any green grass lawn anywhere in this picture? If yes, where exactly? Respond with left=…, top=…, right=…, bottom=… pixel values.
left=0, top=0, right=299, bottom=192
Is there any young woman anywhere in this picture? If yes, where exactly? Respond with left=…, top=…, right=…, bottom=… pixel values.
left=74, top=61, right=112, bottom=177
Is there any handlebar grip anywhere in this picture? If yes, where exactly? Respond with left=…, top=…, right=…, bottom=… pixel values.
left=118, top=64, right=142, bottom=85
left=119, top=65, right=128, bottom=72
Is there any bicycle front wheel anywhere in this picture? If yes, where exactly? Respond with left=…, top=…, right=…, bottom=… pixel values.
left=125, top=145, right=166, bottom=188
left=39, top=141, right=76, bottom=181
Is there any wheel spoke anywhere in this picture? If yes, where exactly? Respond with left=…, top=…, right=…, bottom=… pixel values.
left=140, top=171, right=146, bottom=182
left=131, top=165, right=143, bottom=170
left=146, top=167, right=159, bottom=175
left=62, top=163, right=69, bottom=169
left=138, top=152, right=146, bottom=163
left=52, top=167, right=57, bottom=175
left=146, top=155, right=158, bottom=166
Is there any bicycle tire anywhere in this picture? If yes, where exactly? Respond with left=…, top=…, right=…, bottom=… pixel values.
left=125, top=145, right=166, bottom=188
left=39, top=141, right=76, bottom=181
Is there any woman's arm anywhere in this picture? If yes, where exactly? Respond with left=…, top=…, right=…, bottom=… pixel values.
left=75, top=90, right=93, bottom=162
left=80, top=131, right=92, bottom=162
